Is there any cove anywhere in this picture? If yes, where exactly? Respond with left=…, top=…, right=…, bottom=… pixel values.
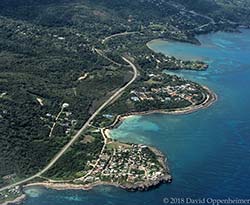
left=22, top=30, right=250, bottom=204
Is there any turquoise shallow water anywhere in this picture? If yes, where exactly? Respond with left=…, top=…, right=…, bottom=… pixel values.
left=23, top=30, right=250, bottom=204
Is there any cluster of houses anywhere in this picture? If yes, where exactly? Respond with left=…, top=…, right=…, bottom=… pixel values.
left=0, top=186, right=21, bottom=201
left=161, top=84, right=202, bottom=105
left=84, top=143, right=165, bottom=184
left=40, top=107, right=77, bottom=137
left=140, top=51, right=207, bottom=71
left=161, top=56, right=208, bottom=70
left=130, top=82, right=203, bottom=105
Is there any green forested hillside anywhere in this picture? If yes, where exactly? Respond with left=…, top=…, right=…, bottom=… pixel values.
left=0, top=0, right=249, bottom=187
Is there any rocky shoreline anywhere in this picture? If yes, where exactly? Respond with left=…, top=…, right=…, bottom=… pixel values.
left=24, top=175, right=171, bottom=193
left=122, top=147, right=172, bottom=192
left=24, top=174, right=172, bottom=193
left=1, top=194, right=26, bottom=205
left=23, top=146, right=172, bottom=193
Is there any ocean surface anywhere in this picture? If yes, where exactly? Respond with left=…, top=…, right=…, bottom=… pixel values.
left=22, top=30, right=250, bottom=205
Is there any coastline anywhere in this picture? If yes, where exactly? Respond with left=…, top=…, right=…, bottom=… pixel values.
left=146, top=38, right=201, bottom=53
left=23, top=143, right=172, bottom=192
left=2, top=36, right=217, bottom=204
left=23, top=172, right=171, bottom=192
left=21, top=86, right=215, bottom=195
left=146, top=39, right=171, bottom=56
left=1, top=194, right=26, bottom=205
left=146, top=39, right=210, bottom=70
left=106, top=85, right=217, bottom=131
left=23, top=144, right=172, bottom=192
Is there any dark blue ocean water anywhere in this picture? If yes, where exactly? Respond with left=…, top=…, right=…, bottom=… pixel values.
left=23, top=30, right=250, bottom=205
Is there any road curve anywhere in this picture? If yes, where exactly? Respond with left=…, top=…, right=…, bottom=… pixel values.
left=0, top=57, right=138, bottom=192
left=102, top=31, right=140, bottom=44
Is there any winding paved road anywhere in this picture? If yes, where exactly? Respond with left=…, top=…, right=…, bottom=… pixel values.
left=0, top=57, right=138, bottom=192
left=102, top=31, right=140, bottom=44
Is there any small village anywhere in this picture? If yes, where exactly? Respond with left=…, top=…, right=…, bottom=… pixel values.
left=130, top=80, right=205, bottom=106
left=159, top=56, right=208, bottom=71
left=80, top=142, right=168, bottom=186
left=0, top=186, right=22, bottom=204
left=145, top=53, right=208, bottom=71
